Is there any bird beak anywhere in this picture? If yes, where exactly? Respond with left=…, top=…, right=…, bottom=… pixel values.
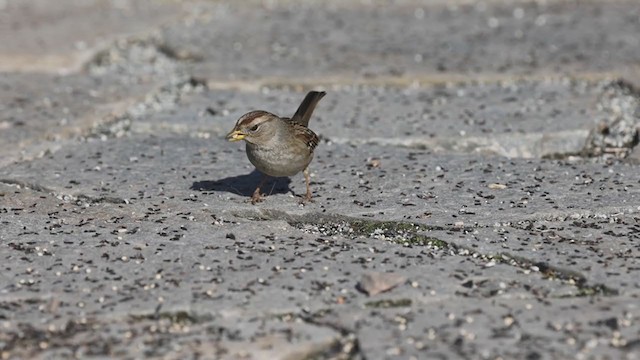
left=226, top=130, right=246, bottom=142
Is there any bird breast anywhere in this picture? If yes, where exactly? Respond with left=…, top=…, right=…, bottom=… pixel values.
left=245, top=142, right=313, bottom=177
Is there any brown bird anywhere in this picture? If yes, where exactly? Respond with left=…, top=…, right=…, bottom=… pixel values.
left=226, top=91, right=326, bottom=204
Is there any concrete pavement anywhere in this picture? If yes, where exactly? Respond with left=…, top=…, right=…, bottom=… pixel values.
left=1, top=1, right=639, bottom=359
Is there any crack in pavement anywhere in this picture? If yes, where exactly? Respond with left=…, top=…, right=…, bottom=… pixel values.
left=298, top=312, right=364, bottom=360
left=0, top=178, right=126, bottom=205
left=0, top=178, right=56, bottom=194
left=328, top=129, right=591, bottom=159
left=231, top=208, right=620, bottom=298
left=203, top=68, right=639, bottom=92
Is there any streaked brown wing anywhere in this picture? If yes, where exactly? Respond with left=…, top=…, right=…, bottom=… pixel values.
left=292, top=123, right=319, bottom=151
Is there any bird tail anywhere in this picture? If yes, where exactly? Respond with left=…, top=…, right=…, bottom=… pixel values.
left=291, top=91, right=326, bottom=127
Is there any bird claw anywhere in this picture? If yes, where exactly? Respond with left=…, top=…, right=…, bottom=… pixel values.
left=298, top=193, right=314, bottom=205
left=251, top=191, right=265, bottom=205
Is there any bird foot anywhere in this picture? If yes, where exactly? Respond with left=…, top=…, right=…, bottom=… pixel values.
left=251, top=190, right=265, bottom=205
left=298, top=193, right=314, bottom=205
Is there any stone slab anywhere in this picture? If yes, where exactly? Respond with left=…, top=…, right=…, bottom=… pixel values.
left=1, top=177, right=639, bottom=359
left=159, top=0, right=640, bottom=81
left=136, top=80, right=630, bottom=158
left=0, top=0, right=186, bottom=73
left=3, top=133, right=639, bottom=224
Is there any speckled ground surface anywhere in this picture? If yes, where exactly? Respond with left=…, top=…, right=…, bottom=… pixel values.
left=1, top=1, right=639, bottom=359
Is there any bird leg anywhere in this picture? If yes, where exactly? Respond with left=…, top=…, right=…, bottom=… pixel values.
left=301, top=167, right=313, bottom=204
left=251, top=174, right=269, bottom=204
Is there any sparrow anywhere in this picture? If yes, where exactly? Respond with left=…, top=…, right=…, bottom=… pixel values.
left=226, top=91, right=326, bottom=204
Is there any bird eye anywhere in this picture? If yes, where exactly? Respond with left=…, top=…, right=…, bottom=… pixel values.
left=249, top=124, right=260, bottom=132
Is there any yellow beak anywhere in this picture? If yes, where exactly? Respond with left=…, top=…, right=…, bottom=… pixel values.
left=226, top=130, right=246, bottom=142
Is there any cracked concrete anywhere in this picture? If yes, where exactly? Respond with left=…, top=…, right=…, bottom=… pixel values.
left=1, top=0, right=640, bottom=359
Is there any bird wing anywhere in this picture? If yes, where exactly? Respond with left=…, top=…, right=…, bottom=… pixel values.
left=292, top=123, right=320, bottom=151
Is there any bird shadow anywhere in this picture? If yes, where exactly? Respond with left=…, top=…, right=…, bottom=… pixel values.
left=191, top=169, right=292, bottom=197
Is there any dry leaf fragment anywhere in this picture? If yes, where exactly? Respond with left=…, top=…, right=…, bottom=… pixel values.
left=357, top=272, right=406, bottom=296
left=488, top=183, right=507, bottom=189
